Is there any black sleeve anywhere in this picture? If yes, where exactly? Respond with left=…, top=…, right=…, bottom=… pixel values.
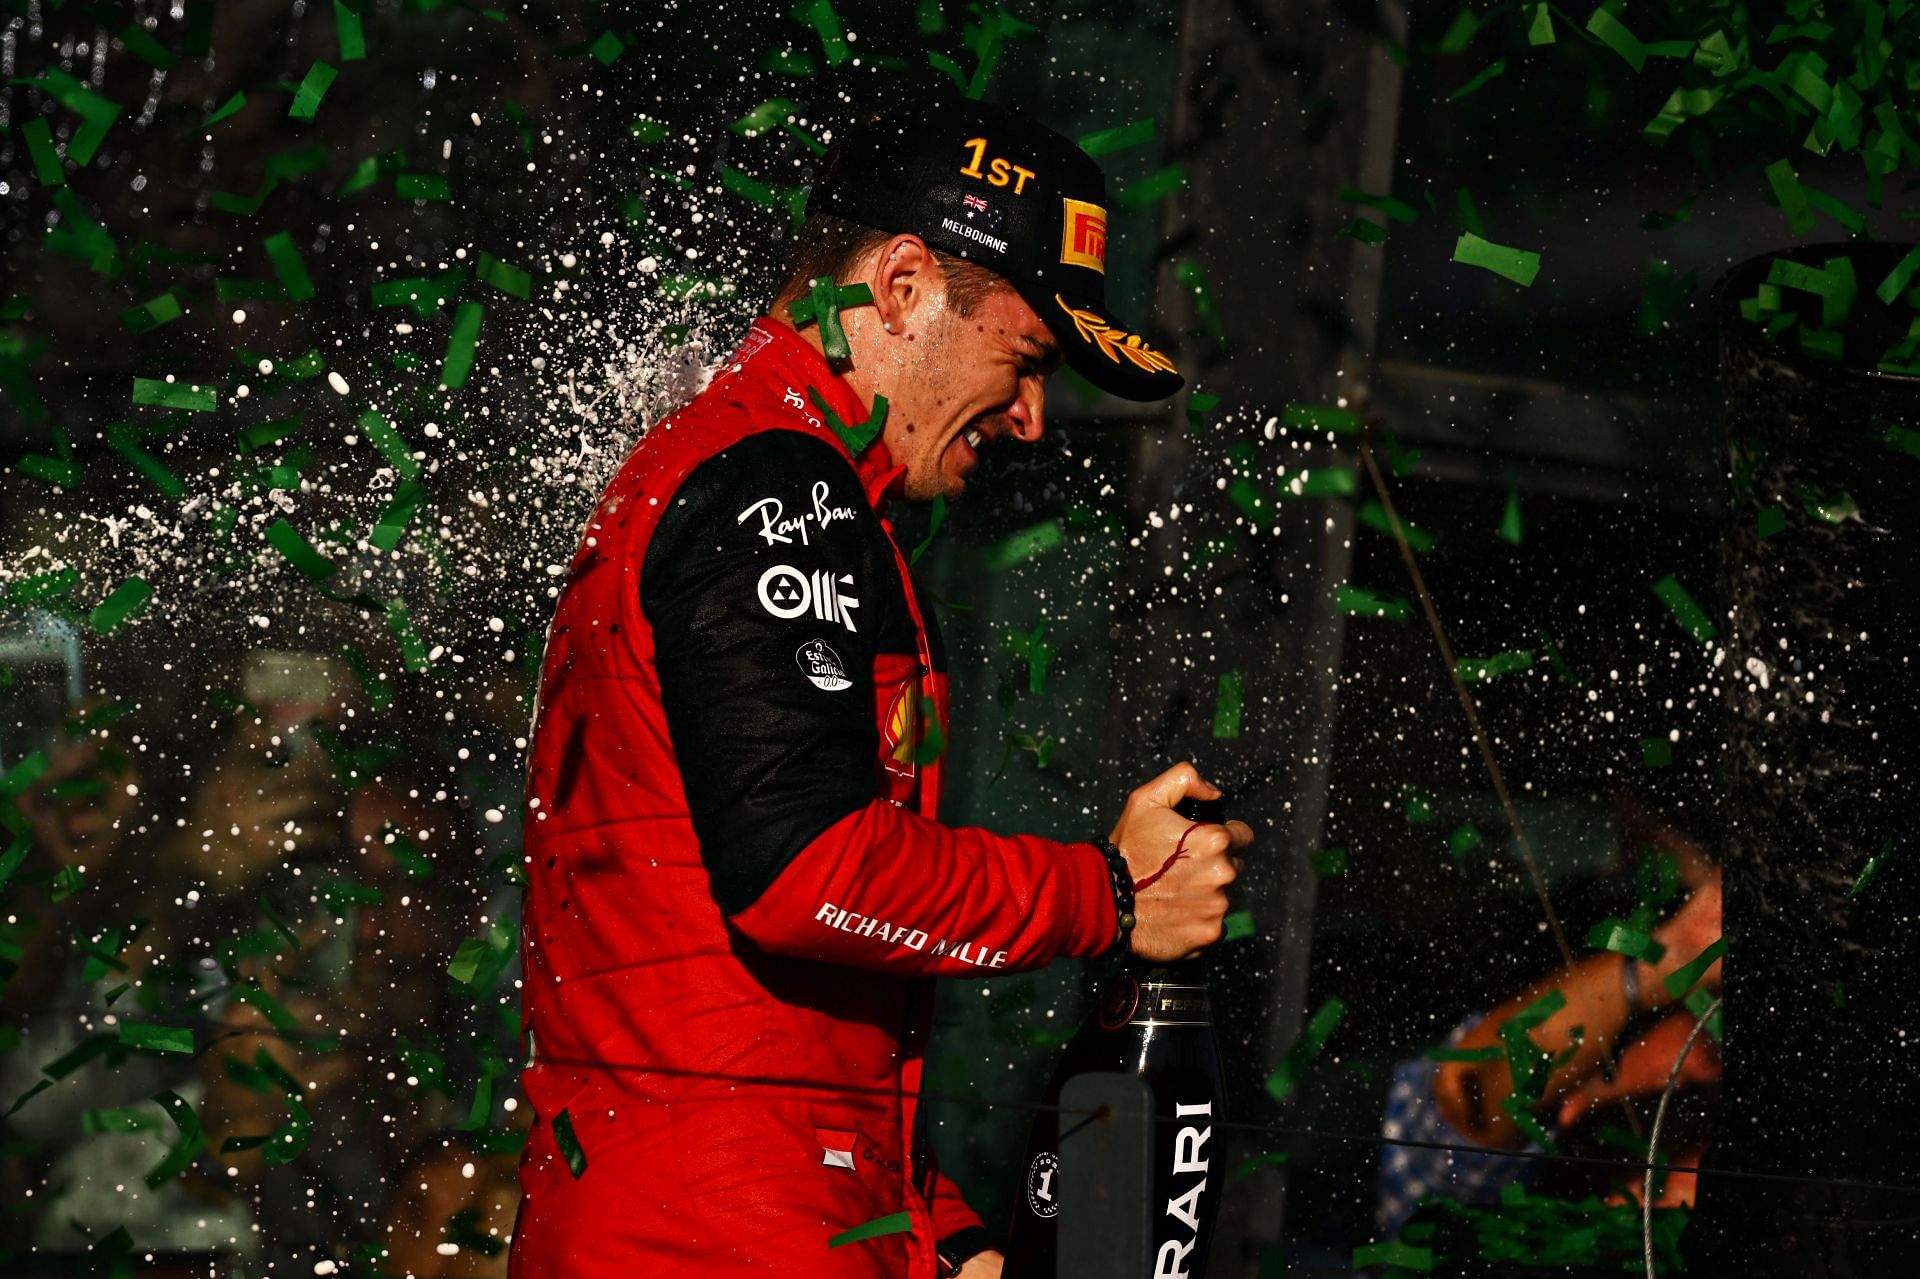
left=641, top=430, right=885, bottom=916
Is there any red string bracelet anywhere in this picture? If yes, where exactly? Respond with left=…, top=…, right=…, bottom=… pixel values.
left=1132, top=821, right=1205, bottom=894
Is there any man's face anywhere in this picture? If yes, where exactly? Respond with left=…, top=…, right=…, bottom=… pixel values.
left=877, top=269, right=1062, bottom=502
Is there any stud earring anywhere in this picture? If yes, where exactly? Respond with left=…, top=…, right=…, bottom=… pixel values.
left=883, top=321, right=894, bottom=332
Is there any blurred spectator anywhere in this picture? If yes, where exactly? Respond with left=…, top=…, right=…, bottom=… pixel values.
left=1376, top=804, right=1723, bottom=1237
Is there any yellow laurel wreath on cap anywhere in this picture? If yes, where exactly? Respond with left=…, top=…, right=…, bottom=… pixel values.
left=1054, top=295, right=1178, bottom=376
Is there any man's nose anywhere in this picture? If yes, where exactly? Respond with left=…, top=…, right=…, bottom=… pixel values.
left=1006, top=379, right=1046, bottom=443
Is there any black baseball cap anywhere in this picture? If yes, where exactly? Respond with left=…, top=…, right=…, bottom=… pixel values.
left=806, top=95, right=1184, bottom=403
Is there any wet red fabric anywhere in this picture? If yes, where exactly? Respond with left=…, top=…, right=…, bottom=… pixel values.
left=511, top=319, right=1116, bottom=1277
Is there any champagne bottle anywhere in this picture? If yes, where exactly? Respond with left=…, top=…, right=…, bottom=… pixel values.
left=1002, top=964, right=1227, bottom=1279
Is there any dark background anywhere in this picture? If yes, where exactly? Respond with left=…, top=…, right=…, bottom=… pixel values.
left=2, top=1, right=1915, bottom=1276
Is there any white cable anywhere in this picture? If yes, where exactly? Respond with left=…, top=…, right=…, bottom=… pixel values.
left=1643, top=997, right=1722, bottom=1279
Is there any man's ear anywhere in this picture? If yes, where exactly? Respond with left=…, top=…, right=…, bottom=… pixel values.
left=870, top=234, right=934, bottom=335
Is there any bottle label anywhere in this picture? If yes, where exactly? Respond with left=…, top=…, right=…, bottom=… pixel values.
left=1023, top=1151, right=1061, bottom=1219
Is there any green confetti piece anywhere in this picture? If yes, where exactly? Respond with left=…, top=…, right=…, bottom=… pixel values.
left=1587, top=919, right=1665, bottom=962
left=912, top=694, right=947, bottom=765
left=1265, top=997, right=1345, bottom=1101
left=1756, top=505, right=1786, bottom=538
left=356, top=408, right=421, bottom=480
left=0, top=830, right=32, bottom=895
left=263, top=232, right=316, bottom=302
left=371, top=271, right=465, bottom=317
left=788, top=278, right=874, bottom=362
left=792, top=0, right=849, bottom=66
left=1454, top=186, right=1486, bottom=237
left=918, top=0, right=946, bottom=34
left=1585, top=6, right=1646, bottom=72
left=1223, top=910, right=1256, bottom=942
left=83, top=1105, right=164, bottom=1135
left=1426, top=1044, right=1503, bottom=1063
left=1213, top=671, right=1244, bottom=739
left=384, top=600, right=432, bottom=673
left=232, top=982, right=299, bottom=1032
left=1403, top=786, right=1434, bottom=826
left=1449, top=822, right=1482, bottom=860
left=927, top=48, right=966, bottom=87
left=23, top=117, right=64, bottom=187
left=806, top=387, right=887, bottom=456
left=1847, top=838, right=1895, bottom=899
left=1684, top=986, right=1723, bottom=1040
left=1802, top=184, right=1865, bottom=235
left=441, top=300, right=484, bottom=389
left=718, top=164, right=808, bottom=227
left=1527, top=3, right=1555, bottom=44
left=589, top=30, right=626, bottom=64
left=334, top=0, right=366, bottom=61
left=396, top=172, right=452, bottom=201
left=89, top=577, right=153, bottom=636
left=829, top=1210, right=912, bottom=1248
left=369, top=482, right=427, bottom=553
left=105, top=421, right=186, bottom=497
left=1650, top=573, right=1715, bottom=642
left=33, top=69, right=121, bottom=166
left=1664, top=937, right=1726, bottom=999
left=1354, top=1241, right=1434, bottom=1271
left=1003, top=621, right=1054, bottom=695
left=908, top=496, right=947, bottom=566
left=264, top=518, right=339, bottom=582
left=476, top=253, right=531, bottom=299
left=1335, top=584, right=1411, bottom=621
left=1225, top=478, right=1271, bottom=529
left=1341, top=217, right=1389, bottom=246
left=337, top=644, right=394, bottom=711
left=552, top=1107, right=587, bottom=1177
left=1311, top=847, right=1348, bottom=876
left=144, top=1091, right=207, bottom=1189
left=199, top=90, right=245, bottom=129
left=16, top=454, right=79, bottom=487
left=1498, top=480, right=1523, bottom=544
left=288, top=61, right=337, bottom=122
left=132, top=377, right=217, bottom=411
left=1283, top=403, right=1364, bottom=435
left=1448, top=58, right=1507, bottom=100
left=1282, top=467, right=1358, bottom=498
left=4, top=571, right=75, bottom=608
left=763, top=46, right=818, bottom=77
left=1764, top=159, right=1816, bottom=234
left=986, top=520, right=1063, bottom=572
left=118, top=1022, right=193, bottom=1056
left=1644, top=85, right=1723, bottom=142
left=1435, top=8, right=1481, bottom=52
left=1358, top=501, right=1434, bottom=553
left=1642, top=736, right=1673, bottom=767
left=1454, top=231, right=1540, bottom=286
left=1116, top=165, right=1187, bottom=210
left=1186, top=392, right=1221, bottom=435
left=1078, top=117, right=1156, bottom=157
left=1874, top=245, right=1920, bottom=305
left=628, top=116, right=670, bottom=143
left=1455, top=650, right=1532, bottom=683
left=1341, top=188, right=1418, bottom=224
left=122, top=291, right=185, bottom=334
left=116, top=22, right=178, bottom=69
left=1499, top=989, right=1567, bottom=1106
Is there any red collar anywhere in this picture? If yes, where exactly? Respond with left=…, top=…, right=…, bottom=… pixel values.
left=732, top=318, right=907, bottom=510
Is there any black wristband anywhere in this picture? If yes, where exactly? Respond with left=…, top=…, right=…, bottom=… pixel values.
left=935, top=1226, right=995, bottom=1276
left=1096, top=839, right=1136, bottom=957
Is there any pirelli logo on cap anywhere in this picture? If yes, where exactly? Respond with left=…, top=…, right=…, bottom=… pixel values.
left=1060, top=198, right=1108, bottom=273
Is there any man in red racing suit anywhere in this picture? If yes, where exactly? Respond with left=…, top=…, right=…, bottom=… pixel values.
left=511, top=94, right=1251, bottom=1278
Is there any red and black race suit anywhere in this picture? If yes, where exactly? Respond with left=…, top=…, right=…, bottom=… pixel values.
left=510, top=318, right=1117, bottom=1279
